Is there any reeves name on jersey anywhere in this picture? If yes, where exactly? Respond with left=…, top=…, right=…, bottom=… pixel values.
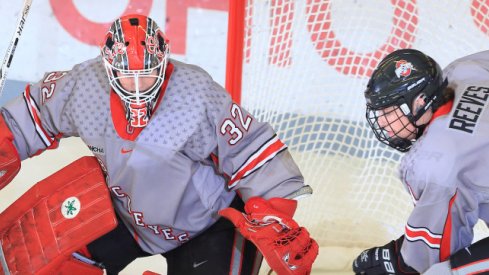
left=449, top=85, right=489, bottom=133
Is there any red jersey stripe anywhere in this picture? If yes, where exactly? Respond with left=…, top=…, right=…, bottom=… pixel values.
left=23, top=85, right=55, bottom=147
left=405, top=224, right=442, bottom=248
left=228, top=136, right=286, bottom=188
left=440, top=191, right=458, bottom=261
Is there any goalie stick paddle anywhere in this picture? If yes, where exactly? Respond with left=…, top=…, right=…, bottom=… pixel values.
left=0, top=0, right=33, bottom=98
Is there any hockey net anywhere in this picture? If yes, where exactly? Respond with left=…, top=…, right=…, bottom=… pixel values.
left=226, top=0, right=489, bottom=272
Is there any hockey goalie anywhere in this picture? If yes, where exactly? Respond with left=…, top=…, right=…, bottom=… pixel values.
left=0, top=13, right=318, bottom=275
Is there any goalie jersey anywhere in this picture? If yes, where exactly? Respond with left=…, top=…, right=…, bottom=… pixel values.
left=0, top=56, right=306, bottom=254
left=399, top=50, right=489, bottom=272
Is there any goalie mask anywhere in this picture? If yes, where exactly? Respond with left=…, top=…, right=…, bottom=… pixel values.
left=364, top=49, right=447, bottom=152
left=101, top=14, right=169, bottom=127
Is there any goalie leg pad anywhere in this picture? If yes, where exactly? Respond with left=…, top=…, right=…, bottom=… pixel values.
left=0, top=115, right=20, bottom=190
left=0, top=156, right=117, bottom=274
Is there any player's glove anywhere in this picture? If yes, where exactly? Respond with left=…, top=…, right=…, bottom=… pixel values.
left=450, top=236, right=489, bottom=273
left=352, top=236, right=419, bottom=275
left=219, top=196, right=319, bottom=275
left=0, top=115, right=20, bottom=190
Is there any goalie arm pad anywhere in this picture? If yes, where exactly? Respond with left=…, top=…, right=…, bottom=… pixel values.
left=0, top=114, right=20, bottom=190
left=352, top=236, right=419, bottom=275
left=219, top=197, right=319, bottom=275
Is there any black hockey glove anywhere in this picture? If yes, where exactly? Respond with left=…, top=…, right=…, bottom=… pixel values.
left=450, top=236, right=489, bottom=272
left=352, top=236, right=419, bottom=275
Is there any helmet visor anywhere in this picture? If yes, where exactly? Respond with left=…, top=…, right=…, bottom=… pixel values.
left=366, top=104, right=417, bottom=152
left=104, top=55, right=167, bottom=105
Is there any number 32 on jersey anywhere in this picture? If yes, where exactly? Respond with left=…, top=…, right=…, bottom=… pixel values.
left=220, top=103, right=253, bottom=145
left=41, top=71, right=68, bottom=104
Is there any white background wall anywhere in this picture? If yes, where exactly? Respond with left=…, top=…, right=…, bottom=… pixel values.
left=0, top=0, right=228, bottom=86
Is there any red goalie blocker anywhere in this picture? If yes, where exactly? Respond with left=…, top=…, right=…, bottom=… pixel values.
left=0, top=156, right=117, bottom=274
left=219, top=197, right=319, bottom=275
left=0, top=115, right=21, bottom=190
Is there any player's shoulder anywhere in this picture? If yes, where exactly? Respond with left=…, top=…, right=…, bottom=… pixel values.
left=34, top=56, right=108, bottom=105
left=402, top=124, right=458, bottom=186
left=444, top=50, right=489, bottom=83
left=40, top=56, right=103, bottom=81
left=170, top=59, right=214, bottom=82
left=168, top=59, right=230, bottom=104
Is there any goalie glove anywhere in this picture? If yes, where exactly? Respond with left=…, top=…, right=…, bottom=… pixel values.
left=219, top=197, right=319, bottom=275
left=0, top=114, right=20, bottom=190
left=352, top=236, right=419, bottom=275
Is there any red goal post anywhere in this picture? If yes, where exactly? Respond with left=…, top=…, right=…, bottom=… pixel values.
left=225, top=0, right=246, bottom=104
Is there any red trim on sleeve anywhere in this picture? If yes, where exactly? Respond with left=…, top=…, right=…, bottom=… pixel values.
left=228, top=137, right=286, bottom=188
left=440, top=191, right=457, bottom=261
left=24, top=85, right=56, bottom=146
left=405, top=224, right=441, bottom=248
left=210, top=153, right=219, bottom=167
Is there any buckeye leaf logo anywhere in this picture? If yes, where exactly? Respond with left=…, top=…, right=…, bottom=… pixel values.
left=61, top=196, right=81, bottom=219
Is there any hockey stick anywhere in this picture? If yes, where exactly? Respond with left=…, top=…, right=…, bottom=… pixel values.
left=285, top=185, right=313, bottom=200
left=0, top=0, right=33, bottom=98
left=0, top=240, right=10, bottom=275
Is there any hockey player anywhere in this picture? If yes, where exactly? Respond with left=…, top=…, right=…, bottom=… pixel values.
left=0, top=14, right=318, bottom=274
left=352, top=48, right=489, bottom=274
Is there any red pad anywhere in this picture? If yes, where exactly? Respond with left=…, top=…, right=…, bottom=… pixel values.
left=0, top=115, right=21, bottom=190
left=0, top=156, right=117, bottom=274
left=219, top=197, right=319, bottom=275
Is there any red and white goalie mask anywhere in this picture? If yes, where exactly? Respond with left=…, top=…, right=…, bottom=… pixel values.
left=101, top=14, right=169, bottom=127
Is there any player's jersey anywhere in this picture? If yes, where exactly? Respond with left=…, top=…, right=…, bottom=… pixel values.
left=399, top=50, right=489, bottom=272
left=0, top=56, right=306, bottom=254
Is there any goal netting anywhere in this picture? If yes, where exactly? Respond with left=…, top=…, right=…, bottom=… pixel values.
left=226, top=0, right=489, bottom=272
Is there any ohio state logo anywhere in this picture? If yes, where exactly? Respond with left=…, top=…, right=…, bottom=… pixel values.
left=394, top=60, right=415, bottom=78
left=61, top=197, right=81, bottom=219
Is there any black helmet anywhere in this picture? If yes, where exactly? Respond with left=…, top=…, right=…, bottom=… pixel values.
left=365, top=49, right=447, bottom=152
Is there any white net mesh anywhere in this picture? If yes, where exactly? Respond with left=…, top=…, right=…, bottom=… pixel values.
left=238, top=0, right=489, bottom=271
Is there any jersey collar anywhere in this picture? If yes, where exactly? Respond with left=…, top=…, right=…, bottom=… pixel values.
left=429, top=99, right=454, bottom=124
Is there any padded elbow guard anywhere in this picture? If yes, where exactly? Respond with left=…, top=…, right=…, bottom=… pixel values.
left=0, top=115, right=20, bottom=190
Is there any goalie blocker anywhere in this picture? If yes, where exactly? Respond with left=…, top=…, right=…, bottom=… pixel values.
left=219, top=197, right=319, bottom=275
left=0, top=156, right=117, bottom=274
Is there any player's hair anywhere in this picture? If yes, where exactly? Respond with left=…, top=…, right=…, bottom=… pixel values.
left=440, top=86, right=455, bottom=106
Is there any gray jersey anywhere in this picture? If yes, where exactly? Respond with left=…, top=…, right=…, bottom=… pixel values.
left=0, top=56, right=306, bottom=254
left=399, top=50, right=489, bottom=272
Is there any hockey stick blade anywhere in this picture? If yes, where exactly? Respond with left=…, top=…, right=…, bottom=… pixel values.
left=0, top=0, right=33, bottom=98
left=285, top=185, right=313, bottom=200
